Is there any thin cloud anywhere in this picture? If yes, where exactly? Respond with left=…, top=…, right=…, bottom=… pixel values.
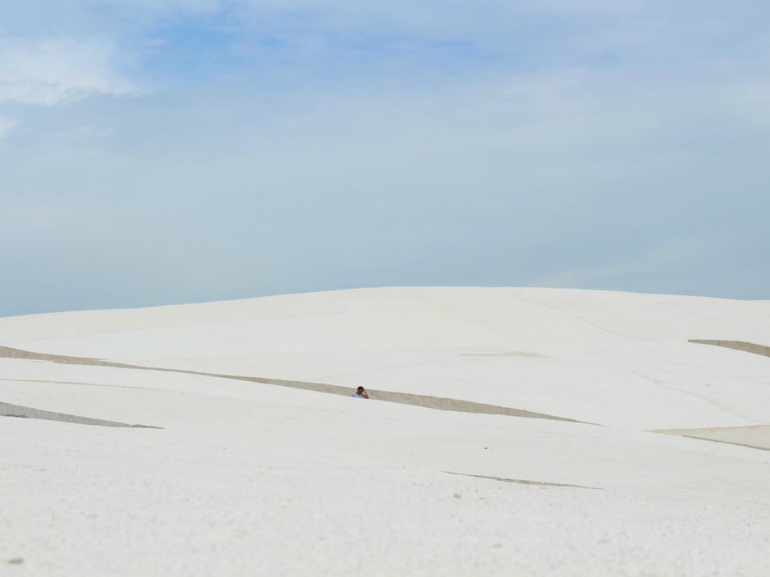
left=533, top=237, right=707, bottom=289
left=0, top=37, right=135, bottom=105
left=0, top=116, right=15, bottom=139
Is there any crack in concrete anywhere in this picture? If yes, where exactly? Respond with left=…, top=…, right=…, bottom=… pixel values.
left=443, top=471, right=601, bottom=490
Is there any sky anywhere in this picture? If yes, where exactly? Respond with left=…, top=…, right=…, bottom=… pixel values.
left=1, top=0, right=769, bottom=316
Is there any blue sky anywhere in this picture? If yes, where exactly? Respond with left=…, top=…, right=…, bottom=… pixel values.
left=1, top=0, right=769, bottom=316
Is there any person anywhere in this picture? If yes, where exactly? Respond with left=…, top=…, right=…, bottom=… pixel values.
left=352, top=386, right=369, bottom=399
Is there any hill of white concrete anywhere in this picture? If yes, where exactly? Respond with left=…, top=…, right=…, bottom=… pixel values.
left=1, top=288, right=769, bottom=576
left=3, top=287, right=769, bottom=429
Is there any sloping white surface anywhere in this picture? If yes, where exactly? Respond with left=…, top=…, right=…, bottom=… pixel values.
left=2, top=358, right=770, bottom=577
left=2, top=288, right=769, bottom=429
left=1, top=288, right=770, bottom=576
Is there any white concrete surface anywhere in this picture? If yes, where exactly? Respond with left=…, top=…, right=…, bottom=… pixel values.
left=1, top=287, right=769, bottom=576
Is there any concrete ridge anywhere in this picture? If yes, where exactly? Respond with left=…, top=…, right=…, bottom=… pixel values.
left=0, top=401, right=161, bottom=429
left=655, top=425, right=770, bottom=451
left=0, top=345, right=587, bottom=424
left=689, top=340, right=770, bottom=359
left=668, top=435, right=770, bottom=452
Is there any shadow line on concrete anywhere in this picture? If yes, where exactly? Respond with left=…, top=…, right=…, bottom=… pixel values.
left=1, top=401, right=162, bottom=429
left=0, top=345, right=589, bottom=424
left=689, top=339, right=770, bottom=359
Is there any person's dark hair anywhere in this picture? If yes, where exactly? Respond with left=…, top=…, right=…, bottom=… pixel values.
left=356, top=386, right=364, bottom=392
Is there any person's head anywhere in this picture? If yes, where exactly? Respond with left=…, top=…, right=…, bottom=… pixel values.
left=356, top=386, right=365, bottom=393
